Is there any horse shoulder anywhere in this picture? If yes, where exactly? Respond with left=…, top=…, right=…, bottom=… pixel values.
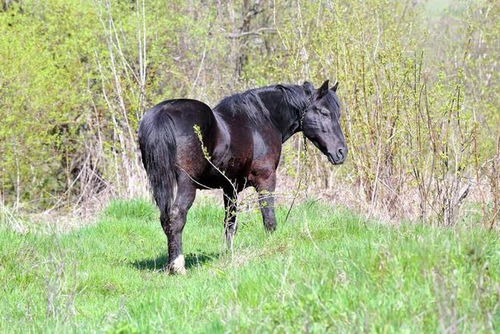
left=249, top=126, right=282, bottom=178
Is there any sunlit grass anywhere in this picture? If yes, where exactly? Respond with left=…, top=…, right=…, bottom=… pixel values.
left=0, top=199, right=498, bottom=333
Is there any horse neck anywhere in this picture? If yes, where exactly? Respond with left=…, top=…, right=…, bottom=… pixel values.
left=260, top=87, right=303, bottom=143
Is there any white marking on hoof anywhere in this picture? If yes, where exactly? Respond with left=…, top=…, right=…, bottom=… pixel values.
left=168, top=254, right=186, bottom=275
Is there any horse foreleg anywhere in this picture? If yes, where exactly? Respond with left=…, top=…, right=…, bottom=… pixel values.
left=255, top=172, right=277, bottom=232
left=223, top=189, right=238, bottom=251
left=162, top=176, right=196, bottom=275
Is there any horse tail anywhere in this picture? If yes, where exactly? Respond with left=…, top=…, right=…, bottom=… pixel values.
left=138, top=106, right=177, bottom=216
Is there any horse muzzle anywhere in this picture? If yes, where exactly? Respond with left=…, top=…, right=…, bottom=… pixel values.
left=327, top=147, right=347, bottom=165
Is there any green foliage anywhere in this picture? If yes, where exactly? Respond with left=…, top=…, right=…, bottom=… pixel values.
left=0, top=0, right=99, bottom=206
left=0, top=200, right=497, bottom=332
left=0, top=0, right=497, bottom=225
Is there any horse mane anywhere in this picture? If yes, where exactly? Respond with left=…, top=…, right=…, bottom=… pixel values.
left=214, top=84, right=310, bottom=125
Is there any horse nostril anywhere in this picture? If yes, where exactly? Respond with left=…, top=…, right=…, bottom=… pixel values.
left=337, top=148, right=345, bottom=160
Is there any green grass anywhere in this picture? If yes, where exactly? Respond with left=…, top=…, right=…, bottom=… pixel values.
left=0, top=198, right=498, bottom=333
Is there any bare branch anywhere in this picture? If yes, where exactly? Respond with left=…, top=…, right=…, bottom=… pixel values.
left=227, top=27, right=276, bottom=39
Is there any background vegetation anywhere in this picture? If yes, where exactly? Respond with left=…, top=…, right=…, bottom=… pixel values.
left=0, top=0, right=498, bottom=227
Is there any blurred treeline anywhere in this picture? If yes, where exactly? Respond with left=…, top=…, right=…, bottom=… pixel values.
left=0, top=0, right=498, bottom=226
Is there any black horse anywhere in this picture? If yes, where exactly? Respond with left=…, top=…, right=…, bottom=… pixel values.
left=138, top=80, right=347, bottom=274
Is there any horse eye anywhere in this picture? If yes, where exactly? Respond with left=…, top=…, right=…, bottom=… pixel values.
left=319, top=108, right=329, bottom=116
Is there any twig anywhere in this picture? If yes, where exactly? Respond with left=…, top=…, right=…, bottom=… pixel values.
left=226, top=27, right=277, bottom=39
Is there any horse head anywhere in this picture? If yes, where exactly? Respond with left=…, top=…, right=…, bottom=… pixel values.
left=301, top=80, right=348, bottom=165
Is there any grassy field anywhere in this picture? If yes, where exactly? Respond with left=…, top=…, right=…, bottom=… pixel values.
left=0, top=199, right=498, bottom=333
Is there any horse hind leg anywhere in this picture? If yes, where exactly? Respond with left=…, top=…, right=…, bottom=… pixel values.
left=161, top=175, right=196, bottom=275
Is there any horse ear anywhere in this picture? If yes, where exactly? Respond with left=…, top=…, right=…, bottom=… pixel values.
left=317, top=80, right=329, bottom=99
left=302, top=81, right=314, bottom=96
left=331, top=81, right=339, bottom=92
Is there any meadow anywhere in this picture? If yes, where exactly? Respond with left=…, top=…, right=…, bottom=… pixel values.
left=1, top=199, right=498, bottom=333
left=1, top=2, right=497, bottom=332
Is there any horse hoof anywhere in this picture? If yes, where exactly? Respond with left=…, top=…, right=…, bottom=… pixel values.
left=167, top=254, right=186, bottom=275
left=265, top=225, right=276, bottom=233
left=168, top=267, right=186, bottom=275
